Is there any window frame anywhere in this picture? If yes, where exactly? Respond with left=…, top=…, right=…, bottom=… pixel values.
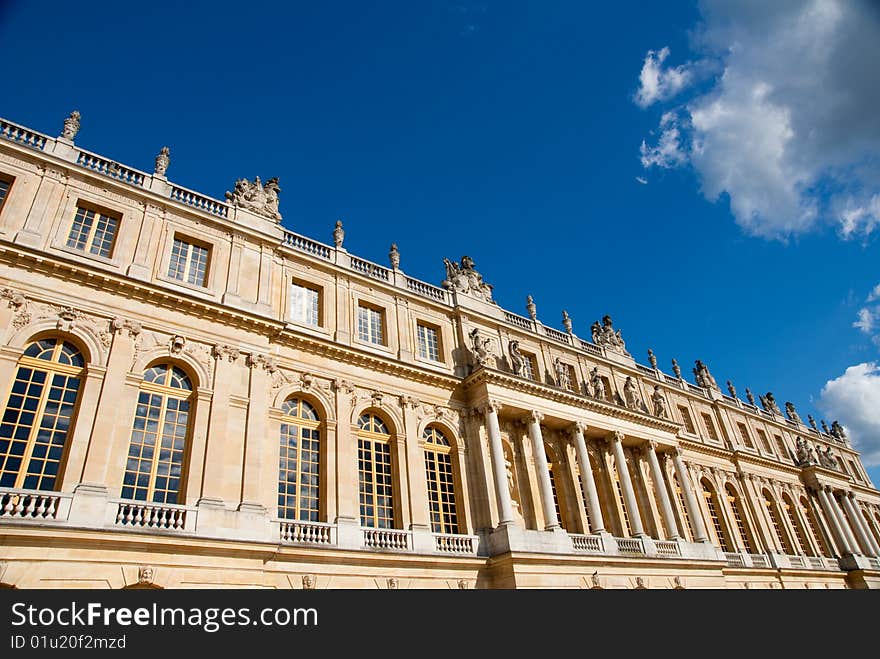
left=277, top=397, right=322, bottom=522
left=0, top=172, right=14, bottom=217
left=422, top=425, right=460, bottom=534
left=415, top=320, right=443, bottom=363
left=64, top=202, right=121, bottom=260
left=355, top=301, right=387, bottom=348
left=288, top=278, right=323, bottom=329
left=356, top=412, right=396, bottom=529
left=166, top=234, right=211, bottom=288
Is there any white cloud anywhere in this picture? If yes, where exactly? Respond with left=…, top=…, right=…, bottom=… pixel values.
left=635, top=0, right=880, bottom=240
left=854, top=282, right=880, bottom=345
left=640, top=113, right=688, bottom=169
left=853, top=308, right=876, bottom=334
left=635, top=176, right=648, bottom=185
left=818, top=362, right=880, bottom=466
left=868, top=283, right=880, bottom=303
left=634, top=47, right=693, bottom=108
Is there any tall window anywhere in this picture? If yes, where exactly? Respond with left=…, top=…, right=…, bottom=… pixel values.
left=678, top=406, right=696, bottom=434
left=774, top=435, right=789, bottom=460
left=357, top=413, right=394, bottom=528
left=423, top=426, right=459, bottom=534
left=168, top=237, right=209, bottom=287
left=121, top=364, right=192, bottom=504
left=726, top=484, right=755, bottom=553
left=290, top=282, right=320, bottom=327
left=756, top=429, right=773, bottom=453
left=737, top=422, right=755, bottom=449
left=673, top=474, right=694, bottom=541
left=801, top=496, right=831, bottom=557
left=546, top=449, right=566, bottom=530
left=278, top=398, right=320, bottom=521
left=763, top=490, right=794, bottom=554
left=782, top=494, right=808, bottom=555
left=0, top=175, right=12, bottom=214
left=66, top=205, right=119, bottom=258
left=357, top=304, right=385, bottom=346
left=576, top=469, right=591, bottom=530
left=611, top=460, right=631, bottom=536
left=416, top=323, right=441, bottom=362
left=702, top=480, right=732, bottom=552
left=0, top=338, right=83, bottom=490
left=521, top=353, right=537, bottom=381
left=701, top=413, right=719, bottom=441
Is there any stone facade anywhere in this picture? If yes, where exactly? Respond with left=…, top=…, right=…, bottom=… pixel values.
left=0, top=113, right=879, bottom=589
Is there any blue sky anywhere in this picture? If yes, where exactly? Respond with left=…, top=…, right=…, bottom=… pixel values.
left=2, top=1, right=878, bottom=482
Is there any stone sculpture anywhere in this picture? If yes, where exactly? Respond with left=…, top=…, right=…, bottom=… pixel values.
left=554, top=357, right=570, bottom=389
left=508, top=339, right=526, bottom=377
left=785, top=402, right=802, bottom=425
left=442, top=256, right=494, bottom=302
left=693, top=360, right=719, bottom=390
left=469, top=328, right=491, bottom=367
left=590, top=315, right=629, bottom=355
left=389, top=243, right=400, bottom=269
left=154, top=146, right=170, bottom=176
left=589, top=367, right=606, bottom=401
left=333, top=219, right=345, bottom=247
left=61, top=110, right=80, bottom=140
left=225, top=176, right=282, bottom=221
left=651, top=384, right=668, bottom=418
left=562, top=310, right=573, bottom=335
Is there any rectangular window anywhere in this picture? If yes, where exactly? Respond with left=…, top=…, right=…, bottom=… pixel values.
left=167, top=236, right=209, bottom=287
left=521, top=353, right=537, bottom=381
left=0, top=175, right=12, bottom=214
left=290, top=281, right=320, bottom=327
left=847, top=459, right=860, bottom=481
left=357, top=303, right=385, bottom=345
left=567, top=364, right=579, bottom=393
left=66, top=205, right=119, bottom=258
left=678, top=406, right=696, bottom=434
left=756, top=429, right=773, bottom=453
left=737, top=422, right=755, bottom=449
left=774, top=434, right=789, bottom=459
left=416, top=322, right=441, bottom=361
left=701, top=413, right=719, bottom=441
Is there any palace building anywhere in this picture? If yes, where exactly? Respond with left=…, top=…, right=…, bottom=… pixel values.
left=0, top=111, right=879, bottom=589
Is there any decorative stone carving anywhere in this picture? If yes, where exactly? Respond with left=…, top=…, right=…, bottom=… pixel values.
left=562, top=310, right=573, bottom=335
left=818, top=446, right=840, bottom=471
left=225, top=176, right=282, bottom=222
left=525, top=295, right=537, bottom=321
left=2, top=289, right=30, bottom=329
left=647, top=348, right=657, bottom=370
left=137, top=566, right=154, bottom=585
left=830, top=421, right=846, bottom=441
left=302, top=574, right=316, bottom=590
left=651, top=384, right=669, bottom=419
left=442, top=256, right=494, bottom=302
left=154, top=146, right=170, bottom=176
left=169, top=335, right=186, bottom=355
left=387, top=577, right=399, bottom=590
left=590, top=572, right=602, bottom=589
left=389, top=243, right=400, bottom=269
left=370, top=391, right=383, bottom=407
left=457, top=579, right=468, bottom=590
left=270, top=367, right=291, bottom=391
left=212, top=344, right=240, bottom=363
left=300, top=372, right=314, bottom=390
left=785, top=402, right=802, bottom=425
left=807, top=415, right=818, bottom=430
left=635, top=576, right=647, bottom=589
left=61, top=110, right=81, bottom=140
left=623, top=376, right=644, bottom=412
left=726, top=380, right=737, bottom=399
left=589, top=367, right=606, bottom=401
left=795, top=437, right=815, bottom=466
left=821, top=419, right=831, bottom=434
left=671, top=358, right=682, bottom=380
left=692, top=360, right=719, bottom=390
left=508, top=339, right=525, bottom=377
left=745, top=387, right=756, bottom=406
left=553, top=357, right=570, bottom=389
left=590, top=315, right=629, bottom=355
left=333, top=219, right=345, bottom=247
left=760, top=392, right=781, bottom=415
left=56, top=306, right=83, bottom=332
left=111, top=317, right=142, bottom=338
left=468, top=328, right=492, bottom=368
left=672, top=576, right=684, bottom=589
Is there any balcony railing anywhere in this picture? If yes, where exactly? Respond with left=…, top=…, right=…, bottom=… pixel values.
left=114, top=500, right=189, bottom=531
left=282, top=230, right=332, bottom=260
left=577, top=339, right=603, bottom=356
left=749, top=553, right=770, bottom=568
left=350, top=256, right=390, bottom=282
left=616, top=537, right=645, bottom=554
left=170, top=185, right=230, bottom=218
left=433, top=533, right=478, bottom=554
left=406, top=276, right=448, bottom=303
left=543, top=326, right=570, bottom=344
left=504, top=311, right=532, bottom=331
left=0, top=488, right=69, bottom=520
left=0, top=118, right=48, bottom=151
left=570, top=533, right=604, bottom=553
left=76, top=149, right=147, bottom=187
left=279, top=520, right=334, bottom=545
left=655, top=540, right=681, bottom=557
left=362, top=528, right=410, bottom=550
left=724, top=552, right=746, bottom=567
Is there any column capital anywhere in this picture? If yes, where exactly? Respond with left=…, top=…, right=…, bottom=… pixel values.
left=479, top=400, right=503, bottom=415
left=672, top=446, right=683, bottom=458
left=569, top=420, right=587, bottom=436
left=845, top=491, right=856, bottom=500
left=646, top=439, right=658, bottom=452
left=609, top=429, right=624, bottom=443
left=525, top=410, right=544, bottom=424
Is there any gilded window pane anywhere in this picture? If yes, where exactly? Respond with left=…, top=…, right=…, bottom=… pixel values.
left=423, top=426, right=458, bottom=534
left=278, top=398, right=321, bottom=521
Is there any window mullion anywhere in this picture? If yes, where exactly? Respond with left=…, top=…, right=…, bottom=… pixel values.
left=146, top=395, right=169, bottom=502
left=13, top=370, right=53, bottom=489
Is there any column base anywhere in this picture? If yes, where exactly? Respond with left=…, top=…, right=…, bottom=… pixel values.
left=194, top=498, right=270, bottom=542
left=487, top=524, right=573, bottom=555
left=67, top=483, right=110, bottom=527
left=335, top=516, right=363, bottom=550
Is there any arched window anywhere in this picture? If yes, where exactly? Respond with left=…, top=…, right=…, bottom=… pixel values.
left=121, top=364, right=192, bottom=504
left=726, top=484, right=756, bottom=553
left=763, top=490, right=794, bottom=554
left=801, top=496, right=831, bottom=557
left=546, top=447, right=566, bottom=530
left=357, top=413, right=394, bottom=529
left=702, top=479, right=732, bottom=552
left=423, top=426, right=459, bottom=534
left=278, top=398, right=321, bottom=521
left=0, top=338, right=84, bottom=490
left=782, top=493, right=809, bottom=555
left=673, top=474, right=694, bottom=541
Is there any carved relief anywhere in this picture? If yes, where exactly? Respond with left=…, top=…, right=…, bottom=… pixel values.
left=225, top=176, right=282, bottom=222
left=468, top=328, right=493, bottom=368
left=137, top=565, right=155, bottom=585
left=212, top=344, right=240, bottom=363
left=590, top=315, right=629, bottom=356
left=442, top=256, right=494, bottom=302
left=169, top=335, right=186, bottom=355
left=301, top=574, right=316, bottom=590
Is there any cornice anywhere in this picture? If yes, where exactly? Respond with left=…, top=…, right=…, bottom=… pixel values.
left=462, top=366, right=682, bottom=433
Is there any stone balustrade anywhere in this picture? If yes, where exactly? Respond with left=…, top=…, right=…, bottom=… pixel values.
left=279, top=520, right=335, bottom=545
left=362, top=528, right=410, bottom=550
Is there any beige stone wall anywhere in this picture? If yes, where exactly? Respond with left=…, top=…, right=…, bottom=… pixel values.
left=0, top=117, right=878, bottom=588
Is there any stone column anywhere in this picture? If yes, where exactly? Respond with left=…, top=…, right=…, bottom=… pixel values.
left=240, top=354, right=272, bottom=512
left=790, top=491, right=821, bottom=557
left=199, top=347, right=238, bottom=503
left=526, top=411, right=559, bottom=531
left=806, top=491, right=840, bottom=557
left=401, top=398, right=430, bottom=532
left=842, top=493, right=880, bottom=557
left=672, top=448, right=708, bottom=542
left=483, top=401, right=514, bottom=526
left=610, top=431, right=644, bottom=537
left=829, top=489, right=861, bottom=555
left=645, top=442, right=679, bottom=540
left=816, top=487, right=854, bottom=555
left=570, top=422, right=605, bottom=533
